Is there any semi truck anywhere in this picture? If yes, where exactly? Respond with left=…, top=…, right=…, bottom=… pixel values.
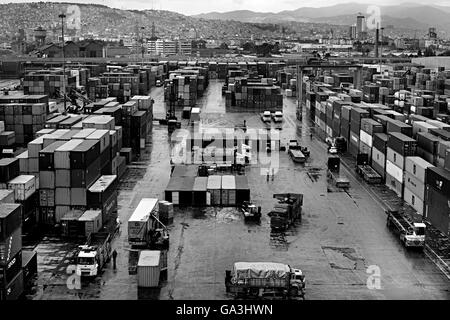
left=76, top=232, right=112, bottom=278
left=268, top=193, right=303, bottom=231
left=128, top=198, right=169, bottom=250
left=355, top=154, right=382, bottom=184
left=225, top=262, right=306, bottom=299
left=386, top=209, right=426, bottom=249
left=327, top=157, right=350, bottom=189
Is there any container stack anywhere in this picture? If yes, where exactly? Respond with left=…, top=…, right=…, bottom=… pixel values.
left=385, top=132, right=417, bottom=198
left=0, top=203, right=24, bottom=301
left=425, top=167, right=450, bottom=235
left=87, top=175, right=118, bottom=226
left=403, top=157, right=434, bottom=216
left=7, top=175, right=38, bottom=235
left=23, top=70, right=76, bottom=97
left=359, top=118, right=383, bottom=162
left=226, top=79, right=283, bottom=112
left=371, top=133, right=389, bottom=180
left=349, top=108, right=370, bottom=157
left=0, top=95, right=49, bottom=145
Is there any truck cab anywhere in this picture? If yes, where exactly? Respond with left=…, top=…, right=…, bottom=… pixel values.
left=291, top=268, right=306, bottom=291
left=76, top=246, right=100, bottom=277
left=403, top=223, right=426, bottom=247
left=261, top=111, right=271, bottom=123
left=272, top=111, right=283, bottom=123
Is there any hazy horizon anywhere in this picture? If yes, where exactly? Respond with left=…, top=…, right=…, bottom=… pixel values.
left=1, top=0, right=450, bottom=15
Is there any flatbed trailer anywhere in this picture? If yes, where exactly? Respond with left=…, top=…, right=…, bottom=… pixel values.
left=386, top=209, right=426, bottom=249
left=356, top=165, right=382, bottom=184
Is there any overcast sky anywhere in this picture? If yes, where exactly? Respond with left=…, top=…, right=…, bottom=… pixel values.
left=1, top=0, right=450, bottom=15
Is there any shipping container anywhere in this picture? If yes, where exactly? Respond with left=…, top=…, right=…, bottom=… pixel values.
left=78, top=210, right=102, bottom=237
left=387, top=132, right=417, bottom=156
left=387, top=120, right=413, bottom=137
left=137, top=251, right=161, bottom=288
left=404, top=171, right=426, bottom=201
left=70, top=140, right=100, bottom=170
left=192, top=177, right=208, bottom=207
left=404, top=157, right=433, bottom=183
left=0, top=158, right=20, bottom=183
left=0, top=190, right=15, bottom=204
left=60, top=210, right=84, bottom=238
left=361, top=118, right=383, bottom=136
left=426, top=166, right=450, bottom=196
left=426, top=186, right=450, bottom=234
left=54, top=139, right=84, bottom=169
left=0, top=227, right=22, bottom=265
left=21, top=250, right=37, bottom=287
left=207, top=175, right=222, bottom=206
left=39, top=141, right=67, bottom=171
left=371, top=147, right=386, bottom=180
left=221, top=175, right=236, bottom=207
left=7, top=175, right=36, bottom=201
left=0, top=270, right=23, bottom=301
left=412, top=121, right=437, bottom=138
left=386, top=160, right=404, bottom=184
left=385, top=171, right=403, bottom=198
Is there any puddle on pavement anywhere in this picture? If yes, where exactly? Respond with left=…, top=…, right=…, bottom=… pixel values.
left=322, top=246, right=366, bottom=270
left=118, top=167, right=148, bottom=191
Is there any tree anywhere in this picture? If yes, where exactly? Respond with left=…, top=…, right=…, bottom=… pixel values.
left=242, top=42, right=255, bottom=52
left=424, top=47, right=435, bottom=57
left=219, top=42, right=229, bottom=50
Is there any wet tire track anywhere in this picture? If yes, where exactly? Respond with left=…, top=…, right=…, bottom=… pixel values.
left=167, top=222, right=189, bottom=300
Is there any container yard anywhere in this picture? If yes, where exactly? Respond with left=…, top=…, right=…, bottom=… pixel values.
left=0, top=56, right=450, bottom=303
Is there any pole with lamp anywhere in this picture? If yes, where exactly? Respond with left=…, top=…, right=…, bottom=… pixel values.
left=141, top=26, right=145, bottom=66
left=59, top=13, right=66, bottom=113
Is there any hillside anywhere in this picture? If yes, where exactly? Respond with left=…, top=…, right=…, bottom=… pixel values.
left=193, top=2, right=450, bottom=34
left=0, top=2, right=282, bottom=41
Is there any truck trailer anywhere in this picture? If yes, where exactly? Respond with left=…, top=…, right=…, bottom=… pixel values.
left=76, top=232, right=112, bottom=278
left=225, top=262, right=306, bottom=299
left=268, top=193, right=303, bottom=231
left=128, top=198, right=169, bottom=249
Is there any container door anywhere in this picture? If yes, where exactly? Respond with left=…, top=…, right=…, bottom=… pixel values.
left=172, top=192, right=179, bottom=205
left=206, top=192, right=211, bottom=206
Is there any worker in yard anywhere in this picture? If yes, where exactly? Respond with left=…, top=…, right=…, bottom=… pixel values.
left=112, top=249, right=118, bottom=270
left=272, top=168, right=275, bottom=181
left=266, top=169, right=270, bottom=181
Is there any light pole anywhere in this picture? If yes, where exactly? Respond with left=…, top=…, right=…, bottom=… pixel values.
left=141, top=26, right=145, bottom=66
left=59, top=13, right=66, bottom=112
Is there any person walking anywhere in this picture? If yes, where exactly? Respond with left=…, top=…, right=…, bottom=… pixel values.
left=112, top=249, right=118, bottom=270
left=266, top=169, right=270, bottom=182
left=272, top=168, right=275, bottom=181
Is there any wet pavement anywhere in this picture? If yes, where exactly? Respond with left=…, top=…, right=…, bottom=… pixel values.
left=29, top=81, right=450, bottom=300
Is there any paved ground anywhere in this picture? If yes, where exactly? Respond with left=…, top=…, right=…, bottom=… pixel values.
left=28, top=80, right=450, bottom=300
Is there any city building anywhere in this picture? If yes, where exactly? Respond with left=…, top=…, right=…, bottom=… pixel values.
left=356, top=14, right=367, bottom=40
left=178, top=40, right=192, bottom=55
left=349, top=25, right=357, bottom=40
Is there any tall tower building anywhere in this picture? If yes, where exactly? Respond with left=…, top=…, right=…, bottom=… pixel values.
left=356, top=14, right=366, bottom=40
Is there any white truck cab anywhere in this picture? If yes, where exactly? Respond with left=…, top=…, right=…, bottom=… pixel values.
left=273, top=111, right=283, bottom=123
left=76, top=246, right=99, bottom=277
left=261, top=111, right=271, bottom=123
left=404, top=223, right=426, bottom=247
